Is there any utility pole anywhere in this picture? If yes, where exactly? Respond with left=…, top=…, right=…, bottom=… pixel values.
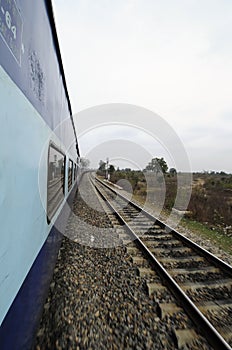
left=105, top=157, right=109, bottom=180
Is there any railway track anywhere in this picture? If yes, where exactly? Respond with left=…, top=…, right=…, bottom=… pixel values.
left=91, top=174, right=232, bottom=350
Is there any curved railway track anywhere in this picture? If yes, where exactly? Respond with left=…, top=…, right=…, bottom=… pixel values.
left=91, top=174, right=232, bottom=350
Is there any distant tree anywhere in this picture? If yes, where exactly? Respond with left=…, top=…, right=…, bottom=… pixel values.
left=98, top=160, right=106, bottom=171
left=97, top=160, right=115, bottom=178
left=144, top=163, right=153, bottom=172
left=109, top=164, right=115, bottom=174
left=80, top=158, right=90, bottom=168
left=169, top=167, right=177, bottom=176
left=145, top=157, right=168, bottom=174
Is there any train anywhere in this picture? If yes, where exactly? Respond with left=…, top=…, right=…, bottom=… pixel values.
left=0, top=1, right=80, bottom=348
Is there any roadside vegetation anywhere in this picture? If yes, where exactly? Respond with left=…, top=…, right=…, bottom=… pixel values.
left=180, top=218, right=232, bottom=255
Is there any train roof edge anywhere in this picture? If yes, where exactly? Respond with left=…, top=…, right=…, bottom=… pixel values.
left=46, top=1, right=80, bottom=157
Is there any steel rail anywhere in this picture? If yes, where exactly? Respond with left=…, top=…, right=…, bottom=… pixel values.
left=95, top=177, right=232, bottom=277
left=92, top=176, right=232, bottom=350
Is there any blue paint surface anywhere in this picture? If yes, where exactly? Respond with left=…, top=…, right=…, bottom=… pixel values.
left=0, top=65, right=51, bottom=325
left=0, top=0, right=77, bottom=159
left=0, top=65, right=77, bottom=327
left=0, top=0, right=23, bottom=65
left=0, top=226, right=63, bottom=350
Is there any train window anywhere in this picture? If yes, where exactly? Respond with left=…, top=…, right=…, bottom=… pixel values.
left=47, top=144, right=65, bottom=222
left=68, top=159, right=73, bottom=191
left=74, top=164, right=77, bottom=180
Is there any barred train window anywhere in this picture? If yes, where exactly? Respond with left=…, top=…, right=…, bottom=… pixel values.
left=74, top=164, right=77, bottom=180
left=68, top=159, right=73, bottom=191
left=47, top=144, right=65, bottom=222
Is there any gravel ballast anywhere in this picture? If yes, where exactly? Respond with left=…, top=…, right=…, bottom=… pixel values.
left=35, top=174, right=213, bottom=350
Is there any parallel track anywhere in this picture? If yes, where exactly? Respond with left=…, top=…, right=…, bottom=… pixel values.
left=92, top=175, right=232, bottom=350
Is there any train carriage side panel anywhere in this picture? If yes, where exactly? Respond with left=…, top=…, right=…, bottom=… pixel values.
left=0, top=0, right=79, bottom=347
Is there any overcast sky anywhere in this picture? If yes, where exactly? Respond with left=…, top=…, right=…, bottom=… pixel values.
left=53, top=0, right=232, bottom=172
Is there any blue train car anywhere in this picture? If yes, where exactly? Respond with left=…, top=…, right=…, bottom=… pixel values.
left=0, top=1, right=79, bottom=348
